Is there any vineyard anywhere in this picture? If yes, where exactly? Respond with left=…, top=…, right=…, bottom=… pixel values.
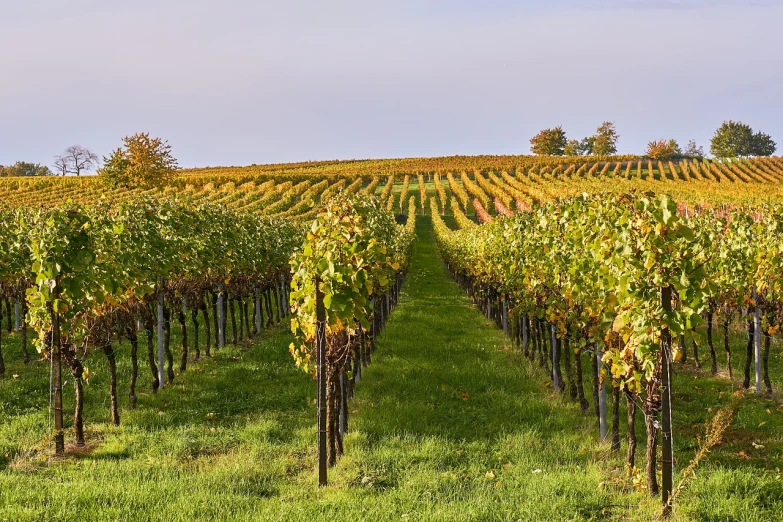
left=0, top=154, right=782, bottom=521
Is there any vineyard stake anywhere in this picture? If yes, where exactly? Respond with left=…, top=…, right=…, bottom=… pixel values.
left=753, top=287, right=761, bottom=393
left=370, top=298, right=375, bottom=340
left=597, top=342, right=608, bottom=440
left=338, top=371, right=346, bottom=438
left=217, top=291, right=225, bottom=348
left=51, top=310, right=64, bottom=456
left=315, top=276, right=328, bottom=486
left=157, top=293, right=165, bottom=389
left=551, top=324, right=560, bottom=390
left=502, top=297, right=507, bottom=335
left=661, top=285, right=674, bottom=516
left=255, top=288, right=262, bottom=334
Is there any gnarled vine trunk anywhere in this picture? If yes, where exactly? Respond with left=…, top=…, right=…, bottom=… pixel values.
left=163, top=306, right=174, bottom=384
left=723, top=319, right=732, bottom=378
left=102, top=342, right=120, bottom=426
left=0, top=321, right=5, bottom=376
left=178, top=306, right=188, bottom=371
left=644, top=399, right=659, bottom=496
left=265, top=290, right=274, bottom=327
left=743, top=315, right=753, bottom=389
left=575, top=348, right=589, bottom=412
left=62, top=344, right=85, bottom=446
left=229, top=296, right=238, bottom=345
left=763, top=330, right=772, bottom=396
left=707, top=309, right=717, bottom=375
left=591, top=348, right=600, bottom=432
left=191, top=306, right=200, bottom=360
left=564, top=337, right=577, bottom=400
left=212, top=292, right=219, bottom=348
left=611, top=385, right=620, bottom=452
left=625, top=390, right=637, bottom=469
left=21, top=299, right=29, bottom=364
left=126, top=326, right=138, bottom=409
left=201, top=295, right=211, bottom=357
left=143, top=315, right=159, bottom=393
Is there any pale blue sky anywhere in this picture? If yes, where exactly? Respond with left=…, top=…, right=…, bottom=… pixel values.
left=1, top=0, right=780, bottom=169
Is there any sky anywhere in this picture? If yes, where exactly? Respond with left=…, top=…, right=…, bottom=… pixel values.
left=1, top=0, right=781, bottom=170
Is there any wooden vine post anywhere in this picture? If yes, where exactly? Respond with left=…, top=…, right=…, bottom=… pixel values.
left=157, top=293, right=165, bottom=389
left=217, top=290, right=225, bottom=348
left=660, top=285, right=674, bottom=516
left=596, top=341, right=608, bottom=440
left=753, top=286, right=761, bottom=393
left=315, top=275, right=328, bottom=486
left=51, top=307, right=64, bottom=456
left=255, top=288, right=262, bottom=334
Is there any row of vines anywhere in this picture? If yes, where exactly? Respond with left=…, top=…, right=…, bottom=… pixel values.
left=0, top=197, right=299, bottom=454
left=289, top=195, right=416, bottom=483
left=0, top=176, right=416, bottom=488
left=431, top=192, right=783, bottom=515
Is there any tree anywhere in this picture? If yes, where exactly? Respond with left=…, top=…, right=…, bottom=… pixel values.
left=530, top=126, right=568, bottom=156
left=564, top=137, right=593, bottom=156
left=52, top=156, right=68, bottom=176
left=0, top=161, right=52, bottom=177
left=683, top=140, right=704, bottom=158
left=592, top=121, right=619, bottom=156
left=711, top=122, right=776, bottom=157
left=54, top=145, right=99, bottom=176
left=564, top=123, right=618, bottom=156
left=750, top=132, right=776, bottom=157
left=564, top=139, right=582, bottom=156
left=710, top=121, right=753, bottom=157
left=99, top=133, right=178, bottom=188
left=645, top=139, right=682, bottom=160
left=579, top=136, right=596, bottom=155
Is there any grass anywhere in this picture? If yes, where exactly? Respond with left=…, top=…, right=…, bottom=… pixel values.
left=0, top=216, right=781, bottom=521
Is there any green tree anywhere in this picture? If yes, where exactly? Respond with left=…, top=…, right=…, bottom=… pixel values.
left=710, top=121, right=754, bottom=157
left=530, top=126, right=567, bottom=156
left=750, top=132, right=776, bottom=156
left=592, top=121, right=618, bottom=156
left=99, top=133, right=178, bottom=188
left=564, top=137, right=593, bottom=156
left=645, top=139, right=682, bottom=160
left=0, top=161, right=52, bottom=177
left=579, top=136, right=596, bottom=155
left=564, top=139, right=582, bottom=156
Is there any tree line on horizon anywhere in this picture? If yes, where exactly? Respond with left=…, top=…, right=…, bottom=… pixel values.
left=0, top=145, right=99, bottom=178
left=530, top=120, right=777, bottom=160
left=0, top=121, right=778, bottom=179
left=0, top=136, right=176, bottom=186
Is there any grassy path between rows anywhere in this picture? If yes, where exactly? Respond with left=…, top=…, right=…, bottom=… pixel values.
left=1, top=216, right=781, bottom=521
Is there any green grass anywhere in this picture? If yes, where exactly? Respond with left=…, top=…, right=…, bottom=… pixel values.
left=0, top=217, right=781, bottom=521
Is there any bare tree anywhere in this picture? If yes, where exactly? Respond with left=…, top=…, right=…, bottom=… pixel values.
left=53, top=145, right=99, bottom=176
left=53, top=154, right=69, bottom=176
